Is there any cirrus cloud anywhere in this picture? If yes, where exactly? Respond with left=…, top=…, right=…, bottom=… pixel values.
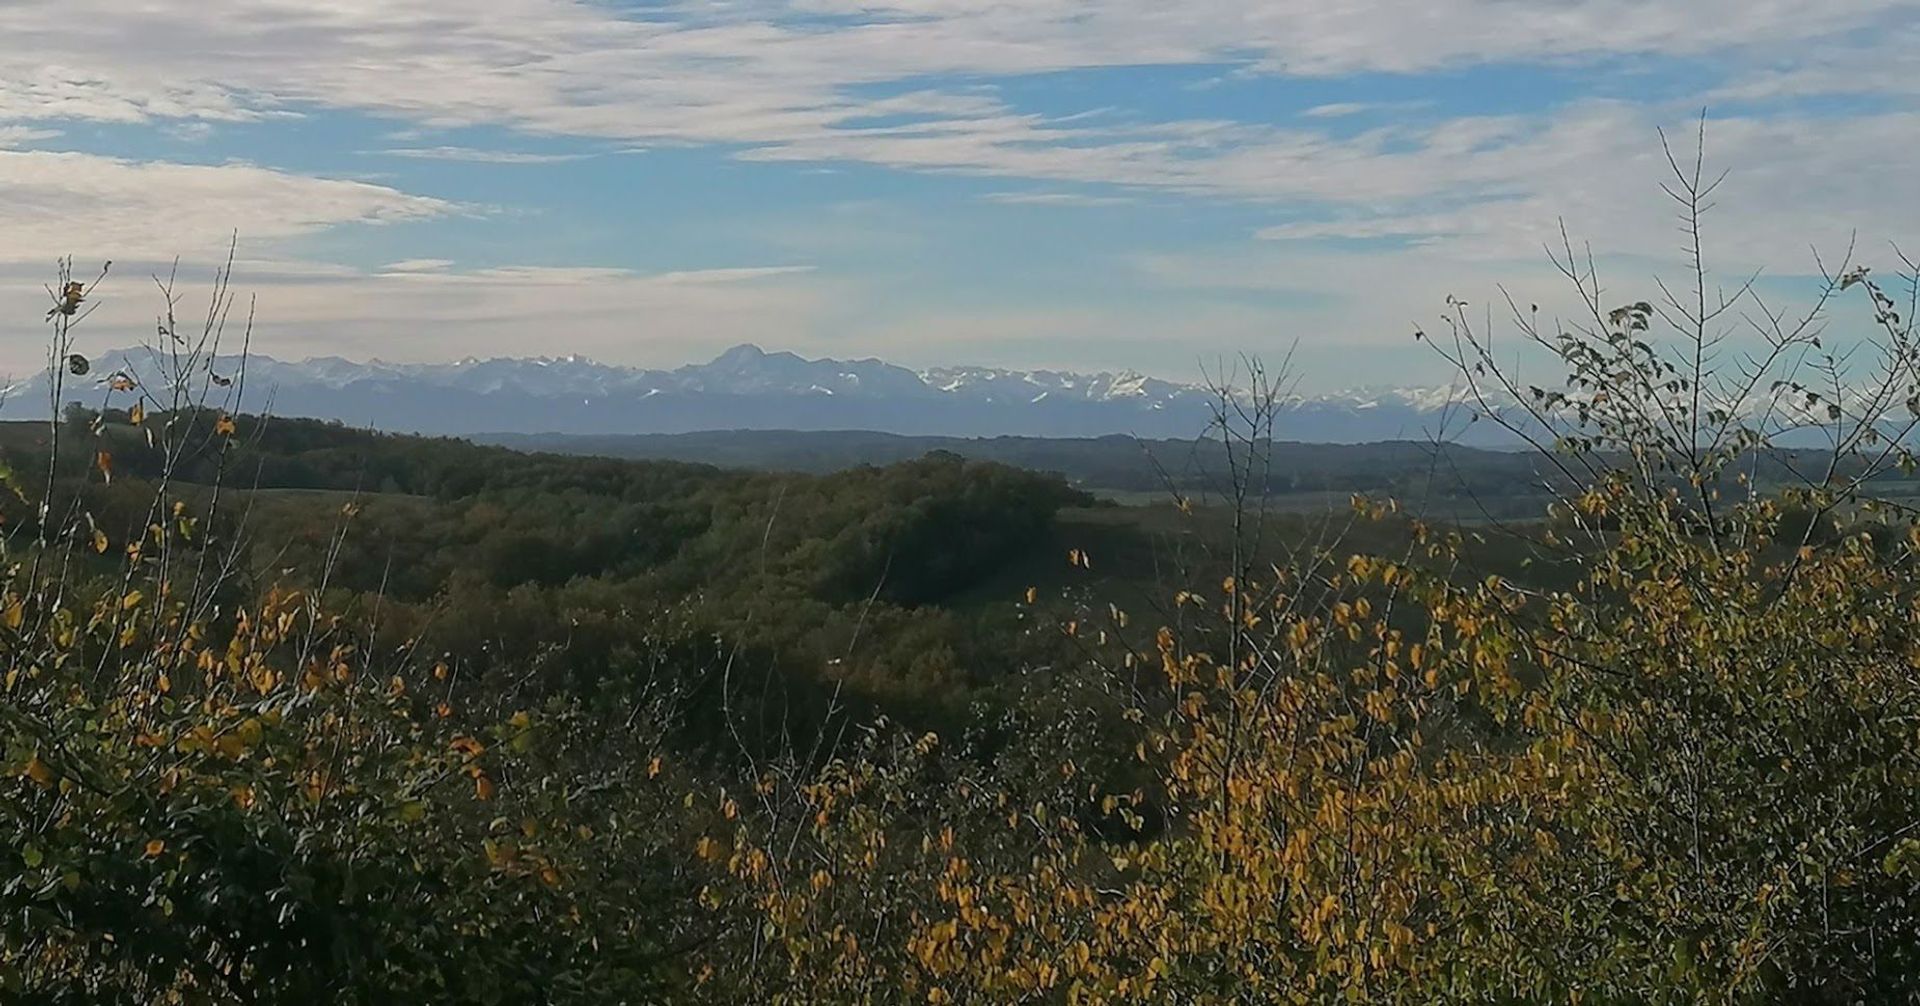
left=0, top=150, right=453, bottom=264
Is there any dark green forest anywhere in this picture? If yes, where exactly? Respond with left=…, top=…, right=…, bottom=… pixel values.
left=8, top=409, right=1160, bottom=748
left=477, top=428, right=1553, bottom=502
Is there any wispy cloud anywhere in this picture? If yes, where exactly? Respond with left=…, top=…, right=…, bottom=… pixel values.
left=0, top=256, right=846, bottom=373
left=0, top=1, right=1906, bottom=192
left=164, top=121, right=217, bottom=143
left=383, top=258, right=455, bottom=273
left=0, top=150, right=453, bottom=264
left=979, top=192, right=1135, bottom=207
left=376, top=146, right=591, bottom=164
left=647, top=266, right=818, bottom=284
left=1301, top=100, right=1433, bottom=119
left=0, top=125, right=59, bottom=148
left=1235, top=105, right=1917, bottom=267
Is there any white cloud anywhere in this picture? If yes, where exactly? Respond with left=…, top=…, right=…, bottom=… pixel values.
left=0, top=125, right=59, bottom=148
left=0, top=1, right=1910, bottom=192
left=164, top=121, right=217, bottom=143
left=0, top=2, right=1907, bottom=261
left=0, top=258, right=843, bottom=375
left=383, top=258, right=455, bottom=273
left=1300, top=101, right=1430, bottom=119
left=1708, top=22, right=1920, bottom=102
left=980, top=191, right=1136, bottom=207
left=0, top=150, right=454, bottom=264
left=1242, top=105, right=1920, bottom=270
left=377, top=146, right=591, bottom=164
left=647, top=266, right=818, bottom=284
left=1300, top=103, right=1375, bottom=119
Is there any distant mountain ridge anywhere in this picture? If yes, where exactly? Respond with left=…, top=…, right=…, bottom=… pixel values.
left=3, top=343, right=1500, bottom=442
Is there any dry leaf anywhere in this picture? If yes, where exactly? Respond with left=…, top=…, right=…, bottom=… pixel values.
left=23, top=755, right=55, bottom=788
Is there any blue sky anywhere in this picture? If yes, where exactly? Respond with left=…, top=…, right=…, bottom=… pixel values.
left=1, top=1, right=1916, bottom=388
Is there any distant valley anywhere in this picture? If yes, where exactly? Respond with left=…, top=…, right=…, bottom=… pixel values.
left=478, top=428, right=1559, bottom=513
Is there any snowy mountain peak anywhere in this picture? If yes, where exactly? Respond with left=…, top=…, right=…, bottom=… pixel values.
left=6, top=344, right=1509, bottom=444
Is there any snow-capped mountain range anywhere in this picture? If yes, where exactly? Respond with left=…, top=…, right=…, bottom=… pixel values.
left=3, top=343, right=1499, bottom=443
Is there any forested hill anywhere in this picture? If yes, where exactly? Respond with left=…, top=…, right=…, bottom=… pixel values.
left=478, top=429, right=1920, bottom=521
left=6, top=410, right=1107, bottom=746
left=477, top=428, right=1547, bottom=498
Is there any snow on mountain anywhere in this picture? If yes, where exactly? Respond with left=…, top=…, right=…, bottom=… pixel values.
left=1, top=343, right=1513, bottom=443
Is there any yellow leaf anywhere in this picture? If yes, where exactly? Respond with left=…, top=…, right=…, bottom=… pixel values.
left=95, top=451, right=112, bottom=484
left=23, top=754, right=55, bottom=788
left=128, top=401, right=144, bottom=426
left=473, top=774, right=496, bottom=801
left=215, top=732, right=248, bottom=759
left=214, top=415, right=236, bottom=436
left=92, top=529, right=108, bottom=555
left=121, top=590, right=143, bottom=611
left=143, top=839, right=165, bottom=858
left=2, top=602, right=21, bottom=630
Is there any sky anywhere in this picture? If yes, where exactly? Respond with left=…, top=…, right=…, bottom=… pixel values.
left=1, top=1, right=1917, bottom=389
